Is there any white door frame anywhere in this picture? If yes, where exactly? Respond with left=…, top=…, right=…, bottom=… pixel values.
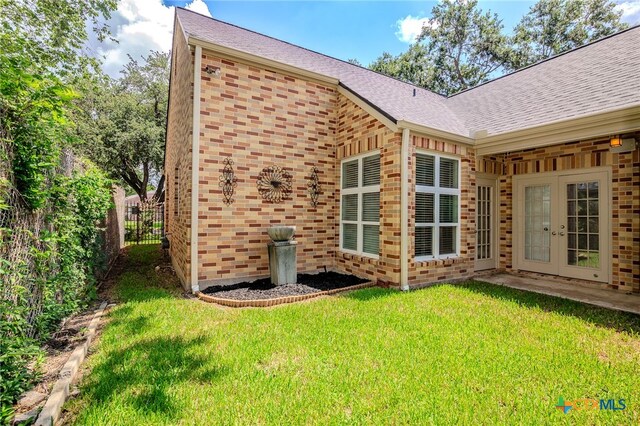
left=513, top=167, right=611, bottom=283
left=557, top=171, right=610, bottom=282
left=513, top=175, right=559, bottom=275
left=475, top=175, right=499, bottom=271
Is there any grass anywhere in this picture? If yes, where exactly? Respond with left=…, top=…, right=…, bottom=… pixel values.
left=65, top=245, right=640, bottom=425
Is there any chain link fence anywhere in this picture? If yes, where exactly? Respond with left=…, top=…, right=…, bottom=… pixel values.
left=0, top=139, right=56, bottom=338
left=0, top=139, right=123, bottom=338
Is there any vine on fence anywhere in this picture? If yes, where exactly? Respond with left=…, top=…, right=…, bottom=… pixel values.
left=0, top=52, right=114, bottom=422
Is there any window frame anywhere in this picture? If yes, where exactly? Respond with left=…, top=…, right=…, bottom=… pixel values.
left=415, top=150, right=461, bottom=261
left=174, top=164, right=180, bottom=218
left=339, top=151, right=381, bottom=259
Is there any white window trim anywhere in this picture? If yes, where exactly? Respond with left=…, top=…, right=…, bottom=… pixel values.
left=340, top=151, right=380, bottom=259
left=415, top=150, right=461, bottom=261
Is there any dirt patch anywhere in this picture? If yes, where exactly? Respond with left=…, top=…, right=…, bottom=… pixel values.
left=11, top=303, right=106, bottom=421
left=201, top=271, right=369, bottom=300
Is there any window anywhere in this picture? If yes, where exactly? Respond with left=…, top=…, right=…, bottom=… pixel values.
left=174, top=166, right=180, bottom=217
left=415, top=153, right=460, bottom=259
left=340, top=152, right=380, bottom=257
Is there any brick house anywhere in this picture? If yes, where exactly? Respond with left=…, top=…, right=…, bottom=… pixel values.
left=164, top=8, right=640, bottom=294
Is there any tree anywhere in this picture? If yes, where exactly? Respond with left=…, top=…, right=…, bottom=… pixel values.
left=74, top=52, right=169, bottom=202
left=416, top=0, right=511, bottom=95
left=368, top=0, right=510, bottom=95
left=347, top=58, right=362, bottom=66
left=0, top=1, right=116, bottom=421
left=369, top=43, right=433, bottom=88
left=0, top=0, right=116, bottom=77
left=509, top=0, right=628, bottom=70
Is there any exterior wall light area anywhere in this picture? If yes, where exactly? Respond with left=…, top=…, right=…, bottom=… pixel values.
left=609, top=135, right=638, bottom=153
left=204, top=65, right=221, bottom=77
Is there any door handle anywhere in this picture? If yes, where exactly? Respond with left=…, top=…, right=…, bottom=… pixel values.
left=551, top=231, right=557, bottom=236
left=559, top=231, right=565, bottom=236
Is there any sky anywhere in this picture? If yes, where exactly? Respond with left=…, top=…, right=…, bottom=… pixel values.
left=93, top=0, right=640, bottom=77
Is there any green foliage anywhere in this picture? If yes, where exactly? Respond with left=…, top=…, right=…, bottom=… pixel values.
left=417, top=0, right=510, bottom=95
left=0, top=300, right=41, bottom=419
left=0, top=0, right=116, bottom=77
left=0, top=1, right=117, bottom=421
left=74, top=52, right=170, bottom=202
left=369, top=44, right=433, bottom=88
left=368, top=0, right=627, bottom=94
left=0, top=165, right=113, bottom=423
left=369, top=0, right=510, bottom=96
left=509, top=0, right=628, bottom=69
left=0, top=52, right=72, bottom=209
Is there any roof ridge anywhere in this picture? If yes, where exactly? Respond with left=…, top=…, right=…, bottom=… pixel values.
left=449, top=23, right=640, bottom=98
left=176, top=7, right=447, bottom=99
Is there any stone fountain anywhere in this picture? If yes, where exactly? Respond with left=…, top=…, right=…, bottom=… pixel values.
left=267, top=226, right=297, bottom=285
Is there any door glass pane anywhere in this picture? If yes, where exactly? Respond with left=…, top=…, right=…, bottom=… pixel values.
left=566, top=181, right=599, bottom=268
left=477, top=185, right=492, bottom=260
left=524, top=185, right=550, bottom=262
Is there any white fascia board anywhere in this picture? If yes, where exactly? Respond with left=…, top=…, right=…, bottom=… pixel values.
left=475, top=104, right=640, bottom=156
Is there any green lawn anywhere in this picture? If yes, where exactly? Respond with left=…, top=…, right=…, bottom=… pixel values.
left=65, top=245, right=640, bottom=425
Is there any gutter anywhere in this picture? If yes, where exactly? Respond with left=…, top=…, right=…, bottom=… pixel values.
left=190, top=45, right=202, bottom=293
left=400, top=128, right=410, bottom=291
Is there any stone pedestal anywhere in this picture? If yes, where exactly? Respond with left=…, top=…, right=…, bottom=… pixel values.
left=268, top=241, right=297, bottom=285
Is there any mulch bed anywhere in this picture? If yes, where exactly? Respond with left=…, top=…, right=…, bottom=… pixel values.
left=201, top=271, right=369, bottom=301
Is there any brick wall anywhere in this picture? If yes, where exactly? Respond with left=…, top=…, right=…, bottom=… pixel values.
left=165, top=23, right=194, bottom=287
left=478, top=136, right=640, bottom=293
left=407, top=135, right=476, bottom=286
left=194, top=51, right=338, bottom=286
left=335, top=95, right=402, bottom=285
left=166, top=34, right=637, bottom=293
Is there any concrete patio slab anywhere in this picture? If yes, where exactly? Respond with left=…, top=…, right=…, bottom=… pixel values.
left=476, top=273, right=640, bottom=315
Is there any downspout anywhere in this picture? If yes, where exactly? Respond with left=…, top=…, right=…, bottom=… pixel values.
left=400, top=128, right=410, bottom=291
left=190, top=45, right=202, bottom=293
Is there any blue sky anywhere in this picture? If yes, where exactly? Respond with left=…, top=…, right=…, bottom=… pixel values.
left=96, top=0, right=640, bottom=76
left=165, top=1, right=536, bottom=64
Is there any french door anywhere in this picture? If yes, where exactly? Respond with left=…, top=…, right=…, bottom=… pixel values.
left=514, top=170, right=610, bottom=283
left=476, top=177, right=497, bottom=271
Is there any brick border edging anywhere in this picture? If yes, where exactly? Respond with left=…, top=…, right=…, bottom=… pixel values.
left=196, top=281, right=377, bottom=307
left=34, top=302, right=109, bottom=426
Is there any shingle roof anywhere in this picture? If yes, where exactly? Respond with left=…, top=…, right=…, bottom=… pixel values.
left=176, top=8, right=640, bottom=139
left=447, top=27, right=640, bottom=136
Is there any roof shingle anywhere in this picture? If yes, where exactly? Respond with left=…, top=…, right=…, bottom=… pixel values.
left=176, top=8, right=640, bottom=138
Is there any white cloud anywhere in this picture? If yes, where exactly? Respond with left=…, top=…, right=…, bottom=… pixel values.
left=616, top=0, right=640, bottom=25
left=91, top=0, right=212, bottom=76
left=395, top=15, right=433, bottom=44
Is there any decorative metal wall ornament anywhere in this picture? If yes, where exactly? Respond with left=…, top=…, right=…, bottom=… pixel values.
left=219, top=157, right=238, bottom=205
left=307, top=167, right=321, bottom=207
left=257, top=166, right=293, bottom=203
